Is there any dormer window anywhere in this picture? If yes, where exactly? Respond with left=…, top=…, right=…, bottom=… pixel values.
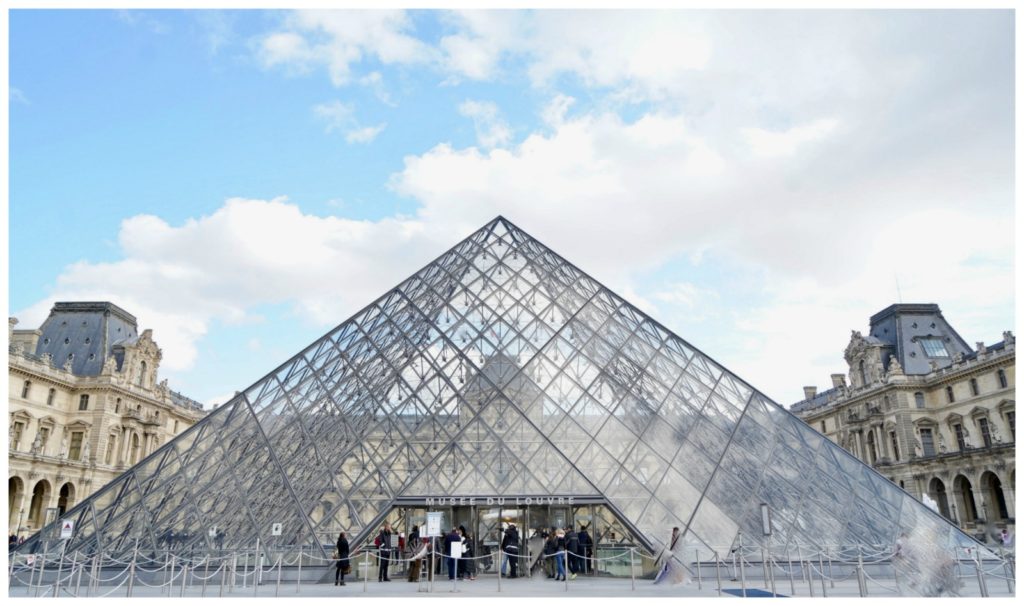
left=920, top=338, right=949, bottom=358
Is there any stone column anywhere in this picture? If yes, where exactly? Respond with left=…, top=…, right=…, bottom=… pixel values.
left=998, top=474, right=1015, bottom=520
left=970, top=487, right=985, bottom=523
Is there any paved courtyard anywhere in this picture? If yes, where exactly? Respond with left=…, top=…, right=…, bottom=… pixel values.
left=8, top=569, right=1013, bottom=598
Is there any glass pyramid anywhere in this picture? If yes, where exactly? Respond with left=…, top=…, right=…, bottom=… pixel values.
left=21, top=216, right=980, bottom=563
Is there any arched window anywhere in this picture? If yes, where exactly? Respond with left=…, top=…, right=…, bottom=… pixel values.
left=8, top=477, right=25, bottom=530
left=57, top=483, right=75, bottom=516
left=866, top=431, right=878, bottom=464
left=21, top=380, right=31, bottom=399
left=115, top=398, right=121, bottom=413
left=914, top=392, right=925, bottom=409
left=970, top=378, right=979, bottom=396
left=131, top=433, right=141, bottom=465
left=79, top=394, right=90, bottom=411
left=137, top=361, right=147, bottom=388
left=997, top=369, right=1008, bottom=389
left=859, top=360, right=867, bottom=386
left=47, top=388, right=56, bottom=406
left=929, top=477, right=952, bottom=520
left=945, top=385, right=955, bottom=403
left=28, top=480, right=51, bottom=529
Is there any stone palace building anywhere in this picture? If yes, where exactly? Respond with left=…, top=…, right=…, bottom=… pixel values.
left=792, top=304, right=1015, bottom=541
left=8, top=302, right=205, bottom=538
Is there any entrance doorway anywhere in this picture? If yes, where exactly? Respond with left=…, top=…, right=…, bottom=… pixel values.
left=382, top=500, right=645, bottom=578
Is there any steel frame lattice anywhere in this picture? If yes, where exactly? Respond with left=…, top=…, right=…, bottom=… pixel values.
left=20, top=216, right=983, bottom=566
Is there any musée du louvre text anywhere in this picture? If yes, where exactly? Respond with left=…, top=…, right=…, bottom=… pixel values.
left=424, top=496, right=579, bottom=506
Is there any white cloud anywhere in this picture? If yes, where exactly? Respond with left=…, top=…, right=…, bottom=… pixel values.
left=15, top=198, right=466, bottom=374
left=359, top=71, right=396, bottom=106
left=312, top=100, right=355, bottom=133
left=10, top=87, right=29, bottom=105
left=458, top=100, right=512, bottom=149
left=742, top=118, right=840, bottom=158
left=257, top=10, right=436, bottom=86
left=116, top=10, right=169, bottom=35
left=345, top=123, right=387, bottom=144
left=312, top=100, right=386, bottom=143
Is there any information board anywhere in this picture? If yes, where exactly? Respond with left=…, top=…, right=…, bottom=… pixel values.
left=426, top=512, right=442, bottom=537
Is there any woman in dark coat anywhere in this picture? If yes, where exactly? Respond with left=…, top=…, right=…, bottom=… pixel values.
left=336, top=531, right=351, bottom=586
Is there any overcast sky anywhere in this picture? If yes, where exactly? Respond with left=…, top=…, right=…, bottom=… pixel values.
left=9, top=9, right=1015, bottom=407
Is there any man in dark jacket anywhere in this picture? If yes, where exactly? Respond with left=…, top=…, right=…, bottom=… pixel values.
left=565, top=527, right=580, bottom=577
left=577, top=526, right=593, bottom=574
left=376, top=522, right=393, bottom=582
left=442, top=527, right=462, bottom=580
left=501, top=524, right=520, bottom=578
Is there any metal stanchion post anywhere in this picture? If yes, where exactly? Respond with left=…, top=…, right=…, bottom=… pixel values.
left=715, top=552, right=722, bottom=596
left=220, top=560, right=226, bottom=597
left=430, top=548, right=435, bottom=593
left=768, top=542, right=776, bottom=596
left=630, top=548, right=635, bottom=592
left=975, top=549, right=988, bottom=597
left=53, top=541, right=67, bottom=597
left=170, top=554, right=177, bottom=596
left=181, top=562, right=188, bottom=597
left=74, top=552, right=84, bottom=596
left=33, top=553, right=43, bottom=598
left=297, top=548, right=302, bottom=593
left=818, top=551, right=827, bottom=597
left=230, top=553, right=237, bottom=592
left=739, top=545, right=747, bottom=598
left=90, top=552, right=99, bottom=597
left=827, top=547, right=835, bottom=589
left=856, top=552, right=866, bottom=597
left=497, top=548, right=502, bottom=593
left=798, top=545, right=812, bottom=597
left=242, top=550, right=249, bottom=589
left=761, top=547, right=768, bottom=589
left=127, top=539, right=138, bottom=597
left=696, top=548, right=702, bottom=590
left=254, top=538, right=262, bottom=593
left=254, top=550, right=260, bottom=597
left=203, top=556, right=210, bottom=596
left=786, top=546, right=795, bottom=595
left=363, top=550, right=369, bottom=593
left=562, top=550, right=568, bottom=592
left=1003, top=550, right=1014, bottom=594
left=275, top=555, right=283, bottom=597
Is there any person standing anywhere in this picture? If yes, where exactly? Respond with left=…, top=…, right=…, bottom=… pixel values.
left=335, top=532, right=350, bottom=586
left=554, top=528, right=567, bottom=581
left=501, top=524, right=520, bottom=578
left=565, top=526, right=580, bottom=579
left=407, top=525, right=422, bottom=582
left=577, top=525, right=593, bottom=575
left=376, top=522, right=394, bottom=582
left=443, top=527, right=462, bottom=580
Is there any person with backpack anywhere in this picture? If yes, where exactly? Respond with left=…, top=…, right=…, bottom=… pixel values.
left=501, top=524, right=520, bottom=578
left=554, top=528, right=567, bottom=581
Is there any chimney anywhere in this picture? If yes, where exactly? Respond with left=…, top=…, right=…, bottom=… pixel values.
left=803, top=386, right=818, bottom=401
left=831, top=374, right=847, bottom=389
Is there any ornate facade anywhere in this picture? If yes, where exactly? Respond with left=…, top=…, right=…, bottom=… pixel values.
left=792, top=304, right=1015, bottom=542
left=8, top=302, right=205, bottom=538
